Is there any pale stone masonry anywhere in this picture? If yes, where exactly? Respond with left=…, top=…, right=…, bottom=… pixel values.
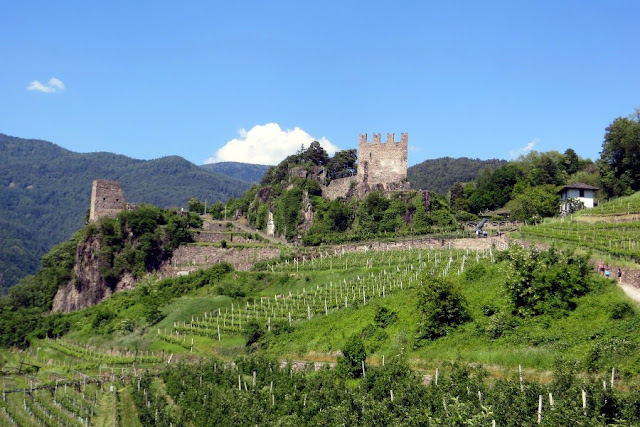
left=357, top=132, right=409, bottom=192
left=323, top=132, right=410, bottom=200
left=89, top=179, right=127, bottom=222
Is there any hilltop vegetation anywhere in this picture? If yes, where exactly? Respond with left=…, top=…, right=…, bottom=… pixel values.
left=0, top=133, right=250, bottom=289
left=208, top=142, right=458, bottom=244
left=407, top=157, right=507, bottom=194
left=201, top=161, right=270, bottom=183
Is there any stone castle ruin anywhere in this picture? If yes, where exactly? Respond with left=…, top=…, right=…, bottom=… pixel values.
left=323, top=132, right=410, bottom=200
left=89, top=179, right=128, bottom=222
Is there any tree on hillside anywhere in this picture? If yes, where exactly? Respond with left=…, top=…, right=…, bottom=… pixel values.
left=598, top=111, right=640, bottom=197
left=338, top=334, right=367, bottom=378
left=416, top=276, right=469, bottom=341
left=188, top=197, right=205, bottom=214
left=562, top=148, right=582, bottom=175
left=448, top=182, right=468, bottom=212
left=326, top=149, right=357, bottom=178
left=468, top=163, right=524, bottom=213
left=302, top=141, right=329, bottom=166
left=504, top=246, right=591, bottom=317
left=508, top=185, right=559, bottom=223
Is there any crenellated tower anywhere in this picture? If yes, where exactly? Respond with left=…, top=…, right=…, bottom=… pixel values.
left=357, top=132, right=409, bottom=192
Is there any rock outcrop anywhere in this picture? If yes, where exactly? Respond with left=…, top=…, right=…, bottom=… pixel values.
left=52, top=235, right=135, bottom=313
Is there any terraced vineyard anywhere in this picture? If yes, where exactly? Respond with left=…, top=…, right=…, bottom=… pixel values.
left=582, top=191, right=640, bottom=216
left=163, top=248, right=493, bottom=342
left=0, top=381, right=105, bottom=426
left=520, top=192, right=640, bottom=261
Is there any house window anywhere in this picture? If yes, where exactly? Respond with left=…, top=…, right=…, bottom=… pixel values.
left=579, top=189, right=585, bottom=198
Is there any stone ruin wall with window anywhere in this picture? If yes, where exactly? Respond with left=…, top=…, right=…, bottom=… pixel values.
left=89, top=179, right=127, bottom=222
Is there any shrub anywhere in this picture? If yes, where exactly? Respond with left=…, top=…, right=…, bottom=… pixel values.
left=373, top=306, right=397, bottom=328
left=338, top=334, right=366, bottom=378
left=416, top=276, right=470, bottom=341
left=611, top=301, right=634, bottom=320
left=503, top=246, right=591, bottom=317
left=245, top=320, right=264, bottom=346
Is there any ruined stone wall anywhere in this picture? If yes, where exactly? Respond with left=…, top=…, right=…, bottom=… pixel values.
left=192, top=232, right=255, bottom=244
left=323, top=177, right=356, bottom=200
left=89, top=180, right=127, bottom=222
left=357, top=133, right=408, bottom=192
left=160, top=245, right=280, bottom=275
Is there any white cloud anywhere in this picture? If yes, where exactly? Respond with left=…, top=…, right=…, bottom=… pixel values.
left=206, top=123, right=339, bottom=165
left=509, top=138, right=539, bottom=159
left=27, top=77, right=65, bottom=93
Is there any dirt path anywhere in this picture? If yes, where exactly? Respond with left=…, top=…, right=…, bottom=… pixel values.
left=618, top=281, right=640, bottom=304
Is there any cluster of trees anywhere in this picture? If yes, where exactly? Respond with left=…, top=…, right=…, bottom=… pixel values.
left=304, top=190, right=456, bottom=245
left=448, top=149, right=593, bottom=222
left=446, top=108, right=640, bottom=221
left=90, top=205, right=201, bottom=286
left=598, top=109, right=640, bottom=197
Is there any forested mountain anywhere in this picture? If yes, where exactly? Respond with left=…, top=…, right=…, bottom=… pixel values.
left=201, top=161, right=270, bottom=184
left=407, top=157, right=507, bottom=194
left=0, top=133, right=250, bottom=289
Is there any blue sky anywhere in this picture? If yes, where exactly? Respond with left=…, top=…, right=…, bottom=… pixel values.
left=2, top=1, right=639, bottom=166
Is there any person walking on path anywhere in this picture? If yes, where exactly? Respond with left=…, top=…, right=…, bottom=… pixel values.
left=605, top=266, right=611, bottom=278
left=618, top=268, right=623, bottom=283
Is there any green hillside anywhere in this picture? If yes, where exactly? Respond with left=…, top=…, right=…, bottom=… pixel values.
left=0, top=133, right=250, bottom=289
left=407, top=157, right=507, bottom=194
left=202, top=161, right=270, bottom=184
left=2, top=239, right=639, bottom=424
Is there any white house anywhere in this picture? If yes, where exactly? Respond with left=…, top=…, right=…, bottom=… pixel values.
left=558, top=183, right=599, bottom=215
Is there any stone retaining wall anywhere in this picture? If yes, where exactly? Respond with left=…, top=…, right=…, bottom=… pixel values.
left=160, top=245, right=280, bottom=277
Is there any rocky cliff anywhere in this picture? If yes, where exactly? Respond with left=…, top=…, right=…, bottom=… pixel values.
left=51, top=234, right=135, bottom=313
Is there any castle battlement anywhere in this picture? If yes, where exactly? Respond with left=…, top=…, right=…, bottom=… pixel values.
left=323, top=132, right=411, bottom=200
left=357, top=132, right=409, bottom=194
left=358, top=132, right=408, bottom=146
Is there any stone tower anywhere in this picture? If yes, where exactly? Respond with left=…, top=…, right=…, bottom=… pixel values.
left=357, top=132, right=408, bottom=191
left=89, top=179, right=127, bottom=222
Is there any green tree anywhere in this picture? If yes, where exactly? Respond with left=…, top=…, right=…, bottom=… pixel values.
left=411, top=199, right=430, bottom=233
left=274, top=188, right=303, bottom=239
left=468, top=163, right=524, bottom=213
left=187, top=197, right=206, bottom=214
left=448, top=182, right=468, bottom=212
left=562, top=148, right=582, bottom=175
left=416, top=276, right=469, bottom=341
left=508, top=185, right=559, bottom=222
left=598, top=112, right=640, bottom=197
left=504, top=246, right=591, bottom=317
left=355, top=191, right=389, bottom=234
left=302, top=140, right=329, bottom=166
left=337, top=334, right=367, bottom=378
left=326, top=149, right=357, bottom=178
